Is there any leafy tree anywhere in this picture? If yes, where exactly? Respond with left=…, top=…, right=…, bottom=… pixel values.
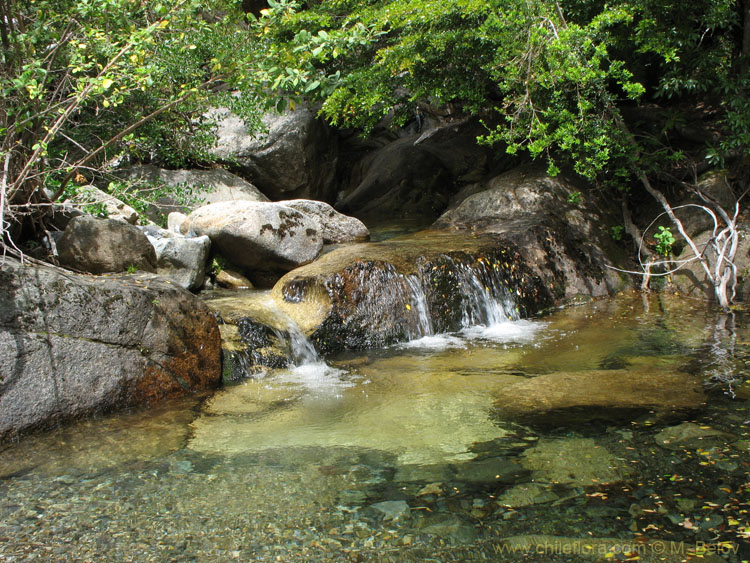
left=0, top=0, right=262, bottom=252
left=252, top=0, right=749, bottom=307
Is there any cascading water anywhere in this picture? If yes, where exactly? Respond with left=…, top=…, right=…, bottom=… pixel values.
left=231, top=294, right=321, bottom=367
left=214, top=250, right=538, bottom=379
left=272, top=313, right=320, bottom=366
left=403, top=274, right=434, bottom=338
left=445, top=257, right=519, bottom=327
left=251, top=296, right=352, bottom=389
left=212, top=292, right=351, bottom=389
left=400, top=256, right=521, bottom=336
left=394, top=254, right=542, bottom=348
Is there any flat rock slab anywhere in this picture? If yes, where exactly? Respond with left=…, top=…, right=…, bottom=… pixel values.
left=453, top=456, right=528, bottom=485
left=416, top=513, right=478, bottom=545
left=367, top=500, right=410, bottom=521
left=271, top=231, right=551, bottom=353
left=494, top=369, right=706, bottom=427
left=495, top=483, right=559, bottom=508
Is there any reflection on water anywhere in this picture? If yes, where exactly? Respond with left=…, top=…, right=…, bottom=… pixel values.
left=1, top=292, right=749, bottom=562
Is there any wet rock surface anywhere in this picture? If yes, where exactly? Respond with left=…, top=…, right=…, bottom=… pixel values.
left=453, top=456, right=528, bottom=485
left=654, top=421, right=737, bottom=451
left=434, top=165, right=626, bottom=301
left=520, top=437, right=631, bottom=486
left=204, top=291, right=309, bottom=382
left=0, top=258, right=221, bottom=441
left=272, top=231, right=552, bottom=353
left=495, top=483, right=560, bottom=508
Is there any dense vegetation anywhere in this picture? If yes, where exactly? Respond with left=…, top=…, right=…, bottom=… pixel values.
left=2, top=0, right=749, bottom=303
left=0, top=0, right=261, bottom=245
left=255, top=0, right=748, bottom=180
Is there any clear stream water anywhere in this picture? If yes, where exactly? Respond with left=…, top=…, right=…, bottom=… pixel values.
left=1, top=292, right=749, bottom=562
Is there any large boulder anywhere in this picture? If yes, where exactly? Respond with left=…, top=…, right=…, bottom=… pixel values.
left=434, top=165, right=626, bottom=301
left=57, top=215, right=157, bottom=274
left=210, top=107, right=339, bottom=201
left=0, top=258, right=221, bottom=441
left=181, top=201, right=323, bottom=284
left=282, top=199, right=369, bottom=244
left=493, top=369, right=706, bottom=427
left=336, top=136, right=452, bottom=221
left=118, top=164, right=269, bottom=223
left=335, top=116, right=511, bottom=222
left=271, top=231, right=552, bottom=353
left=143, top=227, right=212, bottom=291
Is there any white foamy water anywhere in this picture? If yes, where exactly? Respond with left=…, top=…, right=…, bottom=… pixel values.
left=398, top=333, right=467, bottom=350
left=274, top=362, right=355, bottom=392
left=396, top=319, right=547, bottom=350
left=404, top=274, right=434, bottom=338
left=461, top=319, right=547, bottom=343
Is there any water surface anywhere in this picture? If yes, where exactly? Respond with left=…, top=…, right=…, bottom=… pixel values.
left=1, top=292, right=749, bottom=561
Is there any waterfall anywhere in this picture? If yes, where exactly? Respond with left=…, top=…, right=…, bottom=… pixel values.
left=397, top=254, right=521, bottom=342
left=215, top=249, right=533, bottom=380
left=404, top=274, right=434, bottom=338
left=447, top=257, right=519, bottom=327
left=257, top=295, right=321, bottom=366
left=232, top=294, right=350, bottom=389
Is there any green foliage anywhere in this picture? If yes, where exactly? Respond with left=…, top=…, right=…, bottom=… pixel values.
left=1, top=0, right=264, bottom=244
left=126, top=264, right=138, bottom=274
left=654, top=226, right=676, bottom=257
left=4, top=0, right=748, bottom=259
left=211, top=255, right=228, bottom=276
left=250, top=0, right=747, bottom=184
left=83, top=202, right=110, bottom=219
left=105, top=180, right=206, bottom=226
left=567, top=191, right=583, bottom=205
left=610, top=225, right=625, bottom=241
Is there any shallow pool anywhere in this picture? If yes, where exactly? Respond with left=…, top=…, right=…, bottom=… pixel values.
left=1, top=292, right=748, bottom=561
